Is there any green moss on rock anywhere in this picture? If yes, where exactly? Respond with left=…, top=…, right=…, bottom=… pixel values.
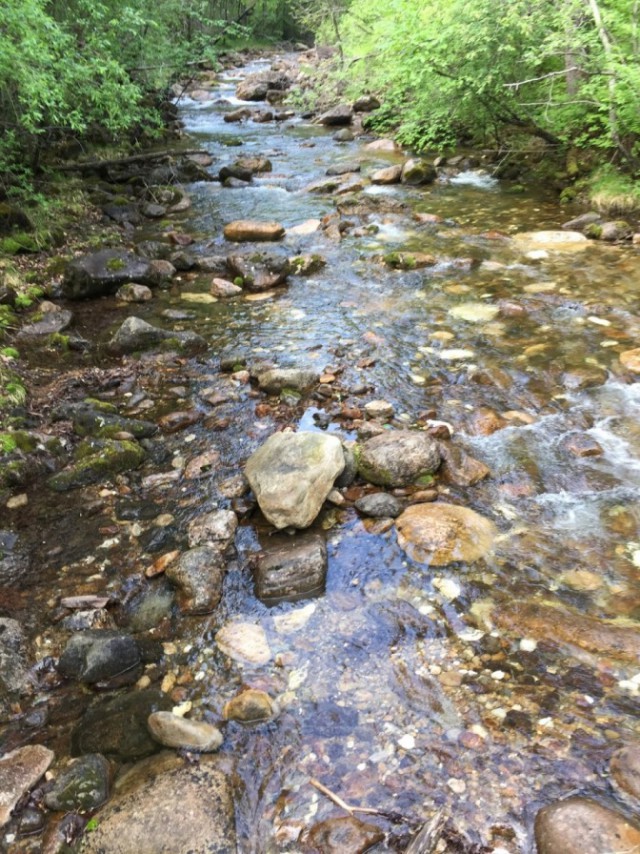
left=48, top=439, right=145, bottom=491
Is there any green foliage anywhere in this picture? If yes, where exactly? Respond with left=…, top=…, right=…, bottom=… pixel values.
left=588, top=166, right=640, bottom=214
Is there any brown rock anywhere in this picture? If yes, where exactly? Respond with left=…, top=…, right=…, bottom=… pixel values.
left=438, top=442, right=490, bottom=486
left=620, top=348, right=640, bottom=373
left=371, top=165, right=402, bottom=185
left=563, top=366, right=608, bottom=390
left=467, top=406, right=508, bottom=436
left=535, top=797, right=640, bottom=854
left=210, top=277, right=242, bottom=297
left=305, top=816, right=384, bottom=853
left=611, top=743, right=640, bottom=800
left=561, top=433, right=604, bottom=457
left=223, top=220, right=285, bottom=242
left=364, top=139, right=399, bottom=152
left=396, top=503, right=496, bottom=566
left=223, top=689, right=275, bottom=723
left=158, top=409, right=202, bottom=433
left=0, top=745, right=54, bottom=827
left=147, top=712, right=223, bottom=752
left=255, top=531, right=327, bottom=604
left=493, top=601, right=640, bottom=662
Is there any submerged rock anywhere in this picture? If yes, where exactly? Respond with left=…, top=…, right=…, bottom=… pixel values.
left=215, top=622, right=272, bottom=665
left=438, top=443, right=491, bottom=487
left=66, top=400, right=157, bottom=440
left=115, top=283, right=153, bottom=303
left=57, top=630, right=141, bottom=684
left=512, top=230, right=589, bottom=253
left=355, top=492, right=402, bottom=518
left=223, top=220, right=285, bottom=242
left=81, top=755, right=235, bottom=854
left=535, top=797, right=640, bottom=854
left=227, top=252, right=290, bottom=291
left=107, top=316, right=206, bottom=355
left=357, top=430, right=441, bottom=487
left=187, top=510, right=238, bottom=550
left=245, top=432, right=345, bottom=529
left=166, top=546, right=226, bottom=615
left=305, top=816, right=384, bottom=854
left=63, top=249, right=154, bottom=299
left=223, top=689, right=275, bottom=723
left=211, top=277, right=242, bottom=297
left=256, top=367, right=319, bottom=394
left=396, top=503, right=497, bottom=566
left=0, top=745, right=54, bottom=828
left=44, top=753, right=110, bottom=811
left=48, top=439, right=145, bottom=491
left=611, top=743, right=640, bottom=801
left=255, top=531, right=327, bottom=604
left=147, top=712, right=223, bottom=752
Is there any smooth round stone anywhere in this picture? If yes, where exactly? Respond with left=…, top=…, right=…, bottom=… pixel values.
left=535, top=796, right=640, bottom=853
left=215, top=622, right=272, bottom=665
left=354, top=492, right=402, bottom=518
left=223, top=689, right=275, bottom=723
left=513, top=230, right=589, bottom=252
left=147, top=712, right=223, bottom=752
left=620, top=348, right=640, bottom=373
left=395, top=503, right=497, bottom=566
left=611, top=743, right=640, bottom=800
left=364, top=400, right=394, bottom=420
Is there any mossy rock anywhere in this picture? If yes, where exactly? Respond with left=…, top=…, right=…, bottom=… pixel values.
left=584, top=223, right=603, bottom=240
left=48, top=439, right=146, bottom=491
left=0, top=203, right=34, bottom=236
left=0, top=233, right=39, bottom=255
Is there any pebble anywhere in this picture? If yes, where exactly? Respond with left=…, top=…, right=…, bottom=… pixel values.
left=223, top=689, right=275, bottom=723
left=364, top=400, right=394, bottom=420
left=397, top=734, right=416, bottom=750
left=6, top=494, right=28, bottom=509
left=447, top=778, right=466, bottom=794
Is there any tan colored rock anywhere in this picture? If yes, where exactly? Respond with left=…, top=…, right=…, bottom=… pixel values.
left=492, top=601, right=640, bottom=661
left=81, top=754, right=235, bottom=854
left=620, top=348, right=640, bottom=373
left=611, top=743, right=640, bottom=801
left=210, top=278, right=242, bottom=297
left=364, top=138, right=400, bottom=152
left=396, top=503, right=497, bottom=566
left=305, top=816, right=384, bottom=853
left=513, top=230, right=589, bottom=252
left=371, top=165, right=402, bottom=185
left=0, top=745, right=54, bottom=827
left=215, top=622, right=272, bottom=665
left=223, top=220, right=285, bottom=242
left=535, top=797, right=640, bottom=854
left=148, top=712, right=223, bottom=752
left=223, top=689, right=275, bottom=723
left=438, top=442, right=490, bottom=486
left=467, top=406, right=508, bottom=436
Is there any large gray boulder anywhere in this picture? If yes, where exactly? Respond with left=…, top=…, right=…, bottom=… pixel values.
left=357, top=430, right=441, bottom=487
left=245, top=432, right=345, bottom=529
left=63, top=249, right=154, bottom=300
left=81, top=754, right=235, bottom=854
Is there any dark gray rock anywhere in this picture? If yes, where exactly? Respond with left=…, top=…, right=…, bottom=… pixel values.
left=165, top=547, right=226, bottom=615
left=326, top=162, right=361, bottom=176
left=71, top=690, right=171, bottom=760
left=107, top=316, right=206, bottom=355
left=561, top=212, right=601, bottom=232
left=57, top=630, right=141, bottom=684
left=353, top=95, right=381, bottom=112
left=63, top=249, right=154, bottom=300
left=357, top=430, right=441, bottom=487
left=226, top=252, right=290, bottom=291
left=48, top=439, right=146, bottom=492
left=0, top=617, right=29, bottom=699
left=255, top=532, right=327, bottom=604
left=317, top=104, right=353, bottom=126
left=44, top=754, right=110, bottom=811
left=135, top=240, right=173, bottom=260
left=354, top=492, right=402, bottom=518
left=17, top=309, right=73, bottom=339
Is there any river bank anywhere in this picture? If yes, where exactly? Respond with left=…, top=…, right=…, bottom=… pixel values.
left=3, top=48, right=640, bottom=854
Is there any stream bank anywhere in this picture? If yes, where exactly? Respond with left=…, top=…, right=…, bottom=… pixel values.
left=3, top=49, right=640, bottom=853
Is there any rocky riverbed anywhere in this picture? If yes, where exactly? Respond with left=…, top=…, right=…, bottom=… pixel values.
left=3, top=49, right=640, bottom=853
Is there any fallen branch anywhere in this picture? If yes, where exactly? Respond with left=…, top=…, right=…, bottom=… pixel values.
left=309, top=778, right=408, bottom=824
left=53, top=149, right=208, bottom=172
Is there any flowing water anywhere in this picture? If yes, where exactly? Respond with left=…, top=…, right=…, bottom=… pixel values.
left=5, top=55, right=640, bottom=852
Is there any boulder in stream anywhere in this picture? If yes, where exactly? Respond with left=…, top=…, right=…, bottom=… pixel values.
left=107, top=316, right=207, bottom=355
left=245, top=431, right=345, bottom=529
left=227, top=252, right=290, bottom=291
left=371, top=165, right=402, bottom=185
left=535, top=797, right=640, bottom=854
left=165, top=546, right=226, bottom=615
left=48, top=438, right=146, bottom=492
left=44, top=753, right=110, bottom=811
left=147, top=712, right=223, bottom=752
left=256, top=366, right=319, bottom=394
left=317, top=104, right=353, bottom=126
left=401, top=158, right=436, bottom=185
left=357, top=430, right=441, bottom=487
left=395, top=503, right=497, bottom=566
left=63, top=249, right=155, bottom=299
left=255, top=531, right=327, bottom=604
left=223, top=220, right=285, bottom=242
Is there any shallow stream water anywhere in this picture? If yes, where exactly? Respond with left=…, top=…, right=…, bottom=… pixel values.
left=5, top=55, right=640, bottom=853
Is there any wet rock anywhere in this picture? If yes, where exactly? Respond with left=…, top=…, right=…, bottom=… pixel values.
left=0, top=617, right=29, bottom=700
left=364, top=399, right=394, bottom=420
left=353, top=95, right=380, bottom=112
left=227, top=252, right=290, bottom=291
left=355, top=492, right=402, bottom=518
left=317, top=104, right=353, bottom=126
left=63, top=249, right=154, bottom=299
left=600, top=220, right=633, bottom=241
left=256, top=367, right=319, bottom=394
left=289, top=254, right=326, bottom=275
left=364, top=138, right=400, bottom=151
left=492, top=601, right=640, bottom=662
left=220, top=157, right=271, bottom=181
left=127, top=585, right=174, bottom=631
left=535, top=797, right=640, bottom=854
left=223, top=689, right=275, bottom=723
left=170, top=249, right=196, bottom=270
left=562, top=212, right=601, bottom=231
left=44, top=754, right=110, bottom=811
left=0, top=745, right=54, bottom=827
left=336, top=444, right=358, bottom=488
left=166, top=546, right=226, bottom=615
left=197, top=254, right=228, bottom=274
left=334, top=128, right=355, bottom=142
left=371, top=165, right=402, bottom=185
left=158, top=409, right=202, bottom=433
left=71, top=690, right=171, bottom=760
left=224, top=220, right=284, bottom=242
left=467, top=406, right=508, bottom=435
left=187, top=509, right=238, bottom=549
left=67, top=401, right=157, bottom=439
left=116, top=282, right=153, bottom=302
left=48, top=439, right=145, bottom=491
left=215, top=622, right=272, bottom=665
left=141, top=202, right=166, bottom=218
left=396, top=503, right=497, bottom=566
left=561, top=433, right=604, bottom=457
left=562, top=366, right=608, bottom=390
left=401, top=158, right=436, bottom=185
left=611, top=743, right=640, bottom=801
left=512, top=230, right=589, bottom=253
left=147, top=712, right=223, bottom=752
left=327, top=162, right=361, bottom=176
left=245, top=432, right=345, bottom=529
left=135, top=240, right=173, bottom=261
left=357, top=430, right=441, bottom=487
left=620, top=348, right=640, bottom=373
left=224, top=107, right=251, bottom=122
left=305, top=816, right=384, bottom=854
left=107, top=316, right=206, bottom=355
left=255, top=531, right=327, bottom=604
left=438, top=442, right=491, bottom=486
left=81, top=754, right=234, bottom=854
left=57, top=630, right=141, bottom=685
left=211, top=277, right=242, bottom=297
left=17, top=308, right=73, bottom=339
left=383, top=250, right=436, bottom=269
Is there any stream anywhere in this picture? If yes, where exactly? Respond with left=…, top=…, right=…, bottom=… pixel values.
left=4, top=53, right=640, bottom=853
